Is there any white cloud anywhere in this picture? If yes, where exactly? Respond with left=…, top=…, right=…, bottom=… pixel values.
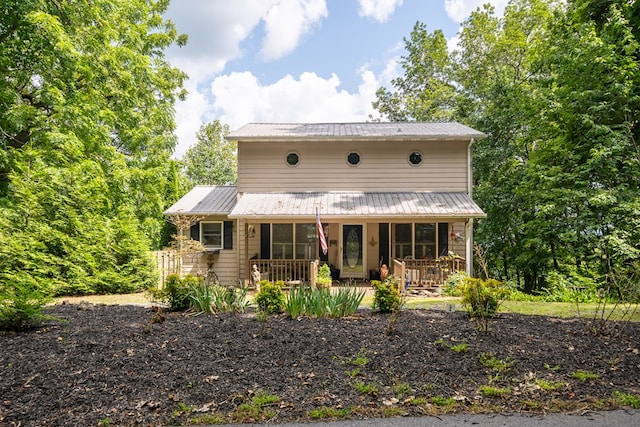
left=165, top=0, right=330, bottom=156
left=209, top=70, right=378, bottom=131
left=165, top=0, right=277, bottom=81
left=261, top=0, right=329, bottom=61
left=444, top=0, right=508, bottom=23
left=357, top=0, right=403, bottom=23
left=447, top=35, right=460, bottom=52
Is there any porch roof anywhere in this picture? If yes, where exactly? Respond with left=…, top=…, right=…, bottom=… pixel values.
left=163, top=185, right=237, bottom=215
left=228, top=192, right=486, bottom=219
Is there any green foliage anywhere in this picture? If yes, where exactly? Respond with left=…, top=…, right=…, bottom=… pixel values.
left=373, top=22, right=457, bottom=121
left=443, top=271, right=468, bottom=297
left=479, top=385, right=511, bottom=398
left=542, top=270, right=601, bottom=303
left=430, top=396, right=457, bottom=407
left=612, top=391, right=640, bottom=409
left=353, top=380, right=378, bottom=396
left=374, top=0, right=640, bottom=294
left=571, top=370, right=600, bottom=381
left=189, top=283, right=250, bottom=314
left=461, top=277, right=508, bottom=321
left=316, top=263, right=333, bottom=288
left=154, top=274, right=198, bottom=312
left=478, top=352, right=514, bottom=373
left=371, top=278, right=402, bottom=313
left=0, top=0, right=187, bottom=297
left=182, top=120, right=237, bottom=185
left=308, top=406, right=352, bottom=419
left=254, top=281, right=285, bottom=315
left=230, top=390, right=279, bottom=423
left=0, top=272, right=51, bottom=331
left=285, top=285, right=364, bottom=318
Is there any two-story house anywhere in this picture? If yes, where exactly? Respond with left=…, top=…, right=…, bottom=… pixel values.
left=164, top=122, right=486, bottom=288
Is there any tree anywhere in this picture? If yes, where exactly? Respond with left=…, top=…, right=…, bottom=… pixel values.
left=0, top=0, right=187, bottom=295
left=373, top=22, right=458, bottom=122
left=530, top=0, right=640, bottom=281
left=375, top=0, right=640, bottom=293
left=182, top=120, right=237, bottom=185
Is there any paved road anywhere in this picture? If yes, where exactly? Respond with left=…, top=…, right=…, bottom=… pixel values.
left=214, top=410, right=640, bottom=426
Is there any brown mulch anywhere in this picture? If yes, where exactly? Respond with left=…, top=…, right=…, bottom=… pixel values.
left=1, top=304, right=639, bottom=426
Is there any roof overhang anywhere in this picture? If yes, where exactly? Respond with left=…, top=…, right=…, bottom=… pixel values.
left=226, top=122, right=487, bottom=142
left=228, top=192, right=486, bottom=220
left=164, top=186, right=238, bottom=215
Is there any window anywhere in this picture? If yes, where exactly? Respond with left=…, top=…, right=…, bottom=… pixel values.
left=267, top=223, right=317, bottom=259
left=286, top=152, right=299, bottom=166
left=408, top=151, right=423, bottom=166
left=201, top=222, right=223, bottom=249
left=415, top=223, right=436, bottom=258
left=394, top=223, right=413, bottom=259
left=346, top=151, right=360, bottom=166
left=393, top=223, right=447, bottom=259
left=272, top=224, right=293, bottom=259
left=295, top=223, right=317, bottom=259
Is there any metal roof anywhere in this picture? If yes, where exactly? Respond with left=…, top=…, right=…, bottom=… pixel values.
left=228, top=192, right=485, bottom=219
left=163, top=186, right=237, bottom=215
left=227, top=122, right=486, bottom=141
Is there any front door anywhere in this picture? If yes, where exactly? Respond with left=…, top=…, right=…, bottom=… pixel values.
left=341, top=224, right=365, bottom=278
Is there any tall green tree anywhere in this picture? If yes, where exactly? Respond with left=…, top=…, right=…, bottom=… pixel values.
left=529, top=0, right=640, bottom=282
left=455, top=0, right=557, bottom=291
left=372, top=0, right=640, bottom=291
left=373, top=22, right=457, bottom=121
left=0, top=0, right=187, bottom=295
left=182, top=120, right=237, bottom=185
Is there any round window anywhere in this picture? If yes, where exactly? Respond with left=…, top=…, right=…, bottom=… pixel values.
left=347, top=151, right=361, bottom=166
left=286, top=152, right=299, bottom=166
left=409, top=151, right=423, bottom=166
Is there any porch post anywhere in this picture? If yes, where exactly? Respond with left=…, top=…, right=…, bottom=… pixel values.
left=465, top=219, right=473, bottom=276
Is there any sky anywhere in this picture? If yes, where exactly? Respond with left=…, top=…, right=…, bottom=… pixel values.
left=164, top=0, right=508, bottom=156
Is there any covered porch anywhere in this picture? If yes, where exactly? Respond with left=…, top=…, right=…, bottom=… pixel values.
left=229, top=191, right=485, bottom=289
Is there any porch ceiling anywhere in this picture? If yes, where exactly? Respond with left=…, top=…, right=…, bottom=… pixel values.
left=228, top=192, right=486, bottom=219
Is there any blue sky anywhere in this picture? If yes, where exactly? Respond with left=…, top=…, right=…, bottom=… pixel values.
left=164, top=0, right=507, bottom=156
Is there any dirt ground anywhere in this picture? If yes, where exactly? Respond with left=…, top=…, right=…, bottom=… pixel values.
left=1, top=303, right=639, bottom=426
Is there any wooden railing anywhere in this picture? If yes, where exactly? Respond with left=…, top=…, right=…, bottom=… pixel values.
left=249, top=259, right=315, bottom=284
left=395, top=257, right=465, bottom=288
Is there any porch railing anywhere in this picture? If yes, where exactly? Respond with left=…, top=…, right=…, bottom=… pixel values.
left=395, top=257, right=465, bottom=288
left=249, top=259, right=315, bottom=284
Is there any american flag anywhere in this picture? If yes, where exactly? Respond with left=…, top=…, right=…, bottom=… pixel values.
left=316, top=210, right=328, bottom=255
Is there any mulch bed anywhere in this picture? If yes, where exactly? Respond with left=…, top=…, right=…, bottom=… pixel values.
left=1, top=303, right=639, bottom=426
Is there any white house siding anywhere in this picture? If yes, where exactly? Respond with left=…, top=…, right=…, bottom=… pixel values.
left=179, top=215, right=238, bottom=286
left=237, top=140, right=469, bottom=193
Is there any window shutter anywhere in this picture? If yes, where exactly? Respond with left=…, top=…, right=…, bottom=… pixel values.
left=190, top=222, right=200, bottom=241
left=379, top=223, right=389, bottom=266
left=260, top=223, right=270, bottom=259
left=223, top=221, right=233, bottom=249
left=438, top=222, right=449, bottom=256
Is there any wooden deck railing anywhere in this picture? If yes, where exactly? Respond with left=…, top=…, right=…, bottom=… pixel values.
left=395, top=257, right=465, bottom=288
left=249, top=259, right=315, bottom=284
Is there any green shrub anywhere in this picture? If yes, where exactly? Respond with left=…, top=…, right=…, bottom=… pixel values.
left=316, top=263, right=333, bottom=288
left=543, top=270, right=600, bottom=303
left=443, top=271, right=468, bottom=296
left=371, top=278, right=402, bottom=313
left=155, top=274, right=197, bottom=311
left=285, top=285, right=364, bottom=318
left=0, top=272, right=52, bottom=331
left=461, top=277, right=507, bottom=319
left=254, top=281, right=285, bottom=314
left=209, top=285, right=250, bottom=313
